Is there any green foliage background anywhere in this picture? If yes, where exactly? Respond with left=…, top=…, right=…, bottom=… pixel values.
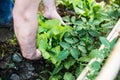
left=36, top=0, right=120, bottom=80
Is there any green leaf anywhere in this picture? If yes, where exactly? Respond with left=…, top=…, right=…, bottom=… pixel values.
left=77, top=29, right=86, bottom=37
left=44, top=19, right=61, bottom=28
left=71, top=16, right=76, bottom=23
left=70, top=48, right=79, bottom=60
left=78, top=45, right=87, bottom=53
left=41, top=50, right=50, bottom=59
left=63, top=72, right=75, bottom=80
left=49, top=75, right=62, bottom=80
left=110, top=38, right=117, bottom=49
left=64, top=38, right=76, bottom=44
left=101, top=21, right=114, bottom=28
left=52, top=27, right=60, bottom=35
left=89, top=49, right=104, bottom=59
left=60, top=42, right=71, bottom=49
left=50, top=56, right=57, bottom=64
left=57, top=50, right=69, bottom=61
left=64, top=57, right=76, bottom=69
left=63, top=16, right=70, bottom=22
left=52, top=65, right=63, bottom=75
left=93, top=20, right=101, bottom=25
left=51, top=46, right=60, bottom=55
left=81, top=17, right=87, bottom=23
left=99, top=37, right=110, bottom=47
left=74, top=7, right=85, bottom=14
left=73, top=38, right=79, bottom=43
left=38, top=34, right=48, bottom=50
left=72, top=0, right=81, bottom=6
left=91, top=61, right=101, bottom=71
left=93, top=5, right=102, bottom=12
left=88, top=29, right=99, bottom=37
left=38, top=26, right=46, bottom=33
left=64, top=32, right=71, bottom=38
left=79, top=41, right=86, bottom=46
left=75, top=65, right=84, bottom=77
left=78, top=57, right=91, bottom=62
left=50, top=77, right=58, bottom=80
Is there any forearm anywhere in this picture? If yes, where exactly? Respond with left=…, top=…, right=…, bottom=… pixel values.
left=15, top=19, right=37, bottom=56
left=13, top=15, right=38, bottom=59
left=13, top=0, right=41, bottom=60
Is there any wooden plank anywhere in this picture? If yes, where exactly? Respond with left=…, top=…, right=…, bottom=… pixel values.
left=96, top=38, right=120, bottom=80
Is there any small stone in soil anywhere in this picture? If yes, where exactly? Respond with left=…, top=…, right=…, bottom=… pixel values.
left=12, top=52, right=22, bottom=63
left=10, top=74, right=20, bottom=80
left=19, top=62, right=35, bottom=80
left=0, top=61, right=8, bottom=69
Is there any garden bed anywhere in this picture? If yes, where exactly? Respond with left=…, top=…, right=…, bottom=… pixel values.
left=77, top=19, right=120, bottom=80
left=0, top=0, right=120, bottom=80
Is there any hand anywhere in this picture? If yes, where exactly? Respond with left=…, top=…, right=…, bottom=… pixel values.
left=34, top=49, right=42, bottom=60
left=23, top=49, right=42, bottom=60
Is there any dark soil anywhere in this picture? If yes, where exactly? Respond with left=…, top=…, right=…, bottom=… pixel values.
left=0, top=41, right=51, bottom=80
left=0, top=28, right=14, bottom=41
left=0, top=28, right=51, bottom=80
